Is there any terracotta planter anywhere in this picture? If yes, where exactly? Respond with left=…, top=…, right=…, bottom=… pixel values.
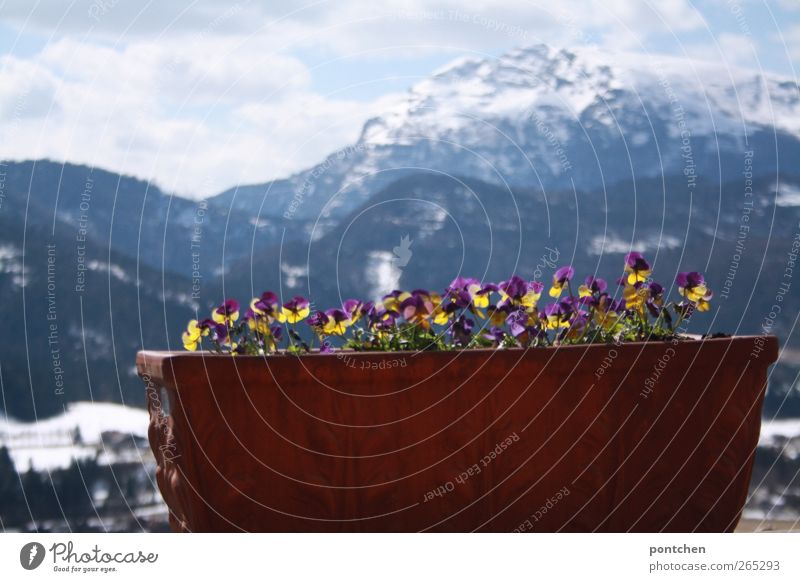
left=137, top=335, right=777, bottom=532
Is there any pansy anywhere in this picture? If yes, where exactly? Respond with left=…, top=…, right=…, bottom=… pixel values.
left=437, top=290, right=469, bottom=324
left=368, top=302, right=396, bottom=325
left=645, top=282, right=665, bottom=317
left=343, top=299, right=372, bottom=323
left=367, top=303, right=397, bottom=337
left=623, top=282, right=649, bottom=312
left=264, top=325, right=283, bottom=351
left=542, top=301, right=573, bottom=329
left=579, top=275, right=607, bottom=298
left=549, top=266, right=575, bottom=298
left=487, top=303, right=509, bottom=327
left=245, top=311, right=282, bottom=352
left=676, top=272, right=710, bottom=302
left=482, top=326, right=506, bottom=345
left=212, top=299, right=240, bottom=325
left=448, top=277, right=495, bottom=309
left=400, top=289, right=440, bottom=327
left=280, top=296, right=311, bottom=323
left=476, top=282, right=499, bottom=308
left=244, top=309, right=271, bottom=335
left=593, top=293, right=625, bottom=331
left=499, top=276, right=543, bottom=310
left=441, top=278, right=494, bottom=321
left=182, top=319, right=210, bottom=351
left=695, top=289, right=713, bottom=312
left=676, top=272, right=714, bottom=312
left=450, top=315, right=474, bottom=346
left=323, top=308, right=351, bottom=335
left=506, top=309, right=534, bottom=338
left=624, top=252, right=651, bottom=285
left=250, top=291, right=279, bottom=320
left=211, top=322, right=235, bottom=350
left=382, top=290, right=412, bottom=313
left=564, top=312, right=589, bottom=341
left=307, top=310, right=327, bottom=331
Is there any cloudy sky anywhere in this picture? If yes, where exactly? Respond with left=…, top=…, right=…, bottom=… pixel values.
left=1, top=0, right=798, bottom=198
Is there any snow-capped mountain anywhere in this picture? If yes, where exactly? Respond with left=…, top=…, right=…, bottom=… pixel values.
left=212, top=44, right=800, bottom=221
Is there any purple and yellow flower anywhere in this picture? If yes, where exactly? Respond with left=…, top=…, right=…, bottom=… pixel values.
left=250, top=291, right=279, bottom=321
left=307, top=310, right=328, bottom=332
left=499, top=276, right=543, bottom=310
left=244, top=308, right=271, bottom=335
left=400, top=289, right=440, bottom=328
left=367, top=303, right=397, bottom=336
left=578, top=275, right=607, bottom=298
left=623, top=282, right=649, bottom=312
left=448, top=277, right=495, bottom=309
left=506, top=309, right=532, bottom=338
left=180, top=260, right=718, bottom=354
left=450, top=315, right=474, bottom=346
left=343, top=299, right=372, bottom=323
left=487, top=303, right=509, bottom=327
left=646, top=282, right=665, bottom=317
left=548, top=266, right=575, bottom=298
left=542, top=301, right=572, bottom=329
left=182, top=319, right=210, bottom=351
left=382, top=290, right=412, bottom=314
left=592, top=295, right=623, bottom=331
left=482, top=326, right=506, bottom=345
left=210, top=322, right=236, bottom=351
left=439, top=278, right=495, bottom=322
left=265, top=325, right=283, bottom=351
left=624, top=252, right=651, bottom=285
left=322, top=308, right=351, bottom=335
left=564, top=312, right=589, bottom=341
left=212, top=299, right=240, bottom=325
left=676, top=272, right=712, bottom=311
left=279, top=296, right=311, bottom=323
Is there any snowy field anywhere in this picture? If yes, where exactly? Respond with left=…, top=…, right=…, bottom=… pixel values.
left=0, top=402, right=150, bottom=471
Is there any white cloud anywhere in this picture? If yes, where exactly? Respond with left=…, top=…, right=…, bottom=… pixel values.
left=716, top=32, right=760, bottom=68
left=0, top=57, right=61, bottom=120
left=2, top=0, right=707, bottom=50
left=0, top=32, right=397, bottom=197
left=784, top=25, right=800, bottom=61
left=778, top=0, right=800, bottom=11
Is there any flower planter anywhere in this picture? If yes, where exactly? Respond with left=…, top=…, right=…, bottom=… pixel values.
left=138, top=335, right=777, bottom=532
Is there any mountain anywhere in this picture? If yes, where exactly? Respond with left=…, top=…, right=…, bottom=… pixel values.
left=230, top=169, right=800, bottom=416
left=210, top=44, right=800, bottom=225
left=0, top=160, right=312, bottom=279
left=0, top=161, right=199, bottom=419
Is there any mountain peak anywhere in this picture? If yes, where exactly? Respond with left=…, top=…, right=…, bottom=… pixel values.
left=213, top=43, right=800, bottom=222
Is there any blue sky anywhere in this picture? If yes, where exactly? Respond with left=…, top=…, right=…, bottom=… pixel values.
left=1, top=0, right=798, bottom=197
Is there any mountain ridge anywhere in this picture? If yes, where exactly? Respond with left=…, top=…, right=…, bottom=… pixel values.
left=208, top=43, right=800, bottom=224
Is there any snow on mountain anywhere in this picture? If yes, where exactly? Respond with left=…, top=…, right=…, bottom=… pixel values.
left=760, top=418, right=800, bottom=444
left=212, top=44, right=800, bottom=222
left=0, top=402, right=150, bottom=471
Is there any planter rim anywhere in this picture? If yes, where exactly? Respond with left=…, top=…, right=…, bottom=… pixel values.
left=137, top=334, right=777, bottom=361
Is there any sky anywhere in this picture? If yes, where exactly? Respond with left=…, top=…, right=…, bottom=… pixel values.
left=0, top=0, right=798, bottom=198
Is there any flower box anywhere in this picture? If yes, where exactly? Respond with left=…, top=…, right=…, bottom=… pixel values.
left=138, top=334, right=777, bottom=532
